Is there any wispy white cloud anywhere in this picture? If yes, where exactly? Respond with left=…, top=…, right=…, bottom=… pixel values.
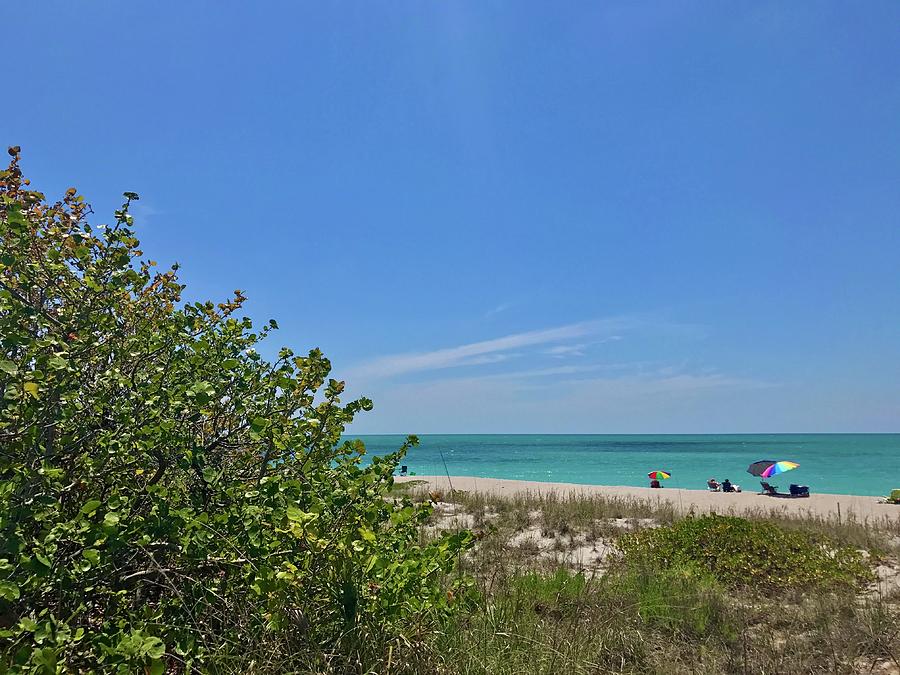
left=544, top=335, right=624, bottom=358
left=390, top=360, right=775, bottom=390
left=130, top=201, right=162, bottom=225
left=545, top=344, right=587, bottom=358
left=426, top=361, right=634, bottom=382
left=346, top=318, right=633, bottom=380
left=453, top=353, right=519, bottom=368
left=485, top=302, right=513, bottom=318
left=554, top=371, right=776, bottom=395
left=341, top=315, right=781, bottom=433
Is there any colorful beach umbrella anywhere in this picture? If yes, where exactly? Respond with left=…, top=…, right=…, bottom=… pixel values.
left=647, top=470, right=671, bottom=480
left=746, top=460, right=799, bottom=478
left=761, top=461, right=799, bottom=478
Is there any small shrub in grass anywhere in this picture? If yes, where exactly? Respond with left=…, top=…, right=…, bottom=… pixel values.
left=617, top=514, right=873, bottom=591
left=389, top=479, right=429, bottom=493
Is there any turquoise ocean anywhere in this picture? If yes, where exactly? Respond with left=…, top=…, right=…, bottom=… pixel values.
left=356, top=434, right=900, bottom=497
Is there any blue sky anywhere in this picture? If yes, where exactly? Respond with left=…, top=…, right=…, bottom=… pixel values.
left=5, top=2, right=900, bottom=433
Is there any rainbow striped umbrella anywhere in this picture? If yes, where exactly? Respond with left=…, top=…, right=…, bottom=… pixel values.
left=747, top=460, right=799, bottom=478
left=647, top=470, right=671, bottom=480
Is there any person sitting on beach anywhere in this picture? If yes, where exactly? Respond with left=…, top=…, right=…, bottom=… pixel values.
left=707, top=478, right=721, bottom=491
left=721, top=478, right=734, bottom=493
left=650, top=478, right=662, bottom=488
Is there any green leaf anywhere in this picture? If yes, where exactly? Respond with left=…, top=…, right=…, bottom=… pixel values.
left=189, top=381, right=215, bottom=405
left=23, top=382, right=39, bottom=399
left=47, top=355, right=68, bottom=370
left=82, top=549, right=100, bottom=565
left=0, top=581, right=20, bottom=600
left=142, top=636, right=165, bottom=659
left=34, top=553, right=51, bottom=569
left=31, top=646, right=57, bottom=671
left=80, top=500, right=102, bottom=515
left=191, top=381, right=214, bottom=395
left=148, top=658, right=166, bottom=675
left=103, top=512, right=120, bottom=527
left=358, top=527, right=377, bottom=543
left=0, top=360, right=17, bottom=375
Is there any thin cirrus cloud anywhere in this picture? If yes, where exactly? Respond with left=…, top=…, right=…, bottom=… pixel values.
left=544, top=344, right=587, bottom=357
left=345, top=318, right=634, bottom=381
left=544, top=336, right=624, bottom=358
left=484, top=302, right=513, bottom=318
left=341, top=317, right=775, bottom=433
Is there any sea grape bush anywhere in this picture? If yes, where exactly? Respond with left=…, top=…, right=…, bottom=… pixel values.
left=617, top=514, right=873, bottom=591
left=0, top=147, right=473, bottom=673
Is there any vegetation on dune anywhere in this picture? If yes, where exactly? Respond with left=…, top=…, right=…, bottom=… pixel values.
left=618, top=514, right=874, bottom=590
left=422, top=490, right=897, bottom=674
left=437, top=565, right=899, bottom=675
left=0, top=148, right=472, bottom=673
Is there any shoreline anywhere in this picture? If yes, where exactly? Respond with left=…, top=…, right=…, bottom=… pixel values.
left=396, top=475, right=900, bottom=521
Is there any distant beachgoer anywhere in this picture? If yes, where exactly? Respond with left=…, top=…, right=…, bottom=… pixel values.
left=722, top=478, right=734, bottom=493
left=707, top=478, right=721, bottom=491
left=650, top=478, right=662, bottom=488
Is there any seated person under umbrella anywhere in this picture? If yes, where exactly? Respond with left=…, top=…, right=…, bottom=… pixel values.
left=648, top=470, right=669, bottom=488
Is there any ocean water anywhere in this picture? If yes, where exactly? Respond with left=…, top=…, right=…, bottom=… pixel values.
left=355, top=434, right=900, bottom=497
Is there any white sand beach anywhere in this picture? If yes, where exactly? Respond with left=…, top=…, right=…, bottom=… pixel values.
left=397, top=475, right=900, bottom=522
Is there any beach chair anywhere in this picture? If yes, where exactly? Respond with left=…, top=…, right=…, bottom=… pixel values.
left=789, top=484, right=810, bottom=497
left=761, top=481, right=809, bottom=499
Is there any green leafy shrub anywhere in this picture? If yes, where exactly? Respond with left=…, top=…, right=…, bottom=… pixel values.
left=0, top=148, right=473, bottom=673
left=617, top=514, right=873, bottom=591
